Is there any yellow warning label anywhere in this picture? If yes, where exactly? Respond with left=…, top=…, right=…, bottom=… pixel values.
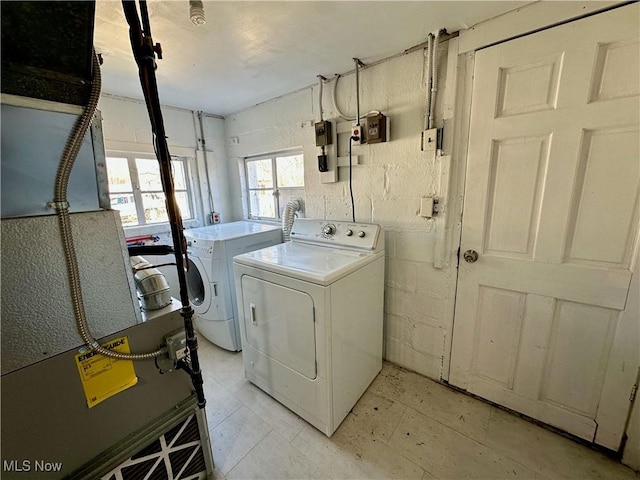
left=75, top=336, right=138, bottom=408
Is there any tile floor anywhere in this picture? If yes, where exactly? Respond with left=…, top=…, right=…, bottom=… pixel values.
left=197, top=338, right=637, bottom=480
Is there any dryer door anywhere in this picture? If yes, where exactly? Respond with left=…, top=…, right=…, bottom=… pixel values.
left=186, top=256, right=211, bottom=315
left=241, top=276, right=317, bottom=380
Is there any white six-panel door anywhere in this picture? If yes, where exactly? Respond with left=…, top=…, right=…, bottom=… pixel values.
left=449, top=4, right=639, bottom=449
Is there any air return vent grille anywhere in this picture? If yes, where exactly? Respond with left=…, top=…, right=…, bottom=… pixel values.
left=102, top=414, right=207, bottom=480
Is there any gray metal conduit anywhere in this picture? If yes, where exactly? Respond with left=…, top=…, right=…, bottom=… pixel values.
left=51, top=50, right=166, bottom=360
left=428, top=30, right=441, bottom=130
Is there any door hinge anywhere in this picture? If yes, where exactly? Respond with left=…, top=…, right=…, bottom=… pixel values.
left=630, top=382, right=638, bottom=403
left=312, top=307, right=316, bottom=323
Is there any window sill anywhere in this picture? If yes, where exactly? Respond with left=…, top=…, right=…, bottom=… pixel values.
left=247, top=218, right=282, bottom=227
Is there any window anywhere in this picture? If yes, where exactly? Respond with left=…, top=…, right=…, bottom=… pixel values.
left=244, top=151, right=304, bottom=219
left=105, top=154, right=193, bottom=227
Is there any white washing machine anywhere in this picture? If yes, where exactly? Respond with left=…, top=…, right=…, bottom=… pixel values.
left=184, top=221, right=282, bottom=351
left=233, top=218, right=385, bottom=436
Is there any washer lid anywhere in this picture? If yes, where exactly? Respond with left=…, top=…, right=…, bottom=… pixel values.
left=233, top=242, right=383, bottom=285
left=184, top=221, right=281, bottom=241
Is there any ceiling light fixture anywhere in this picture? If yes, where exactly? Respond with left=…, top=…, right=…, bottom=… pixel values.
left=189, top=0, right=205, bottom=26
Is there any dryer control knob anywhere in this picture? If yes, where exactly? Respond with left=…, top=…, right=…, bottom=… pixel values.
left=322, top=224, right=335, bottom=236
left=358, top=231, right=366, bottom=238
left=345, top=229, right=353, bottom=236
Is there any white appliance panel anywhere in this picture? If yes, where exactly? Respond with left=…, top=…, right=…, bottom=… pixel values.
left=195, top=317, right=236, bottom=351
left=330, top=259, right=385, bottom=427
left=241, top=276, right=317, bottom=380
left=290, top=219, right=384, bottom=252
left=185, top=221, right=282, bottom=350
left=186, top=221, right=280, bottom=241
left=234, top=218, right=385, bottom=436
left=235, top=265, right=331, bottom=433
left=208, top=255, right=233, bottom=321
left=234, top=242, right=382, bottom=285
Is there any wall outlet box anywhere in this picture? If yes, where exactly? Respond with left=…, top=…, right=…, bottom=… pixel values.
left=352, top=123, right=363, bottom=144
left=420, top=197, right=436, bottom=218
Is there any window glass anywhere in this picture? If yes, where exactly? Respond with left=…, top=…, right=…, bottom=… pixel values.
left=110, top=194, right=138, bottom=226
left=249, top=190, right=276, bottom=218
left=106, top=155, right=192, bottom=227
left=141, top=192, right=168, bottom=224
left=136, top=158, right=163, bottom=191
left=106, top=157, right=133, bottom=193
left=276, top=154, right=304, bottom=187
left=246, top=159, right=273, bottom=189
left=172, top=161, right=187, bottom=190
left=244, top=150, right=304, bottom=220
left=175, top=191, right=192, bottom=219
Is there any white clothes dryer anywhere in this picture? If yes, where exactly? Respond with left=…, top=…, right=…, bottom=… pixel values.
left=233, top=219, right=385, bottom=436
left=184, top=221, right=282, bottom=351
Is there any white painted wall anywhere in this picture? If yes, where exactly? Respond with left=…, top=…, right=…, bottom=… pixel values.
left=99, top=93, right=196, bottom=149
left=224, top=42, right=457, bottom=380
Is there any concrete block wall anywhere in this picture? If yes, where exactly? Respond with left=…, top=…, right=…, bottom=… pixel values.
left=224, top=42, right=458, bottom=380
left=99, top=94, right=197, bottom=149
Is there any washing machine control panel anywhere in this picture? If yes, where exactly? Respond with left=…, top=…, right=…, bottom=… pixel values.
left=291, top=219, right=383, bottom=252
left=185, top=238, right=214, bottom=257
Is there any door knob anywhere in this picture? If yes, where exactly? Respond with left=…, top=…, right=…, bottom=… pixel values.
left=463, top=250, right=479, bottom=263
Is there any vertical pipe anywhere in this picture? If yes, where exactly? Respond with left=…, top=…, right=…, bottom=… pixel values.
left=198, top=111, right=215, bottom=222
left=317, top=75, right=325, bottom=122
left=424, top=34, right=433, bottom=131
left=354, top=58, right=362, bottom=125
left=428, top=30, right=441, bottom=130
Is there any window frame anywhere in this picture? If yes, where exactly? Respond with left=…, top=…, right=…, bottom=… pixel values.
left=105, top=152, right=198, bottom=232
left=243, top=149, right=304, bottom=221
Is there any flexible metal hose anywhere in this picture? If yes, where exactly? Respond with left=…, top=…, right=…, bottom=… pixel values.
left=52, top=50, right=165, bottom=360
left=282, top=199, right=302, bottom=242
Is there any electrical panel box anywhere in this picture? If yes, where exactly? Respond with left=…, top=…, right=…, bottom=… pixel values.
left=363, top=113, right=387, bottom=144
left=165, top=329, right=188, bottom=363
left=315, top=120, right=332, bottom=146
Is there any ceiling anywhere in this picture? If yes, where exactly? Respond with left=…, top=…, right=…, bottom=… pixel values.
left=94, top=1, right=529, bottom=116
